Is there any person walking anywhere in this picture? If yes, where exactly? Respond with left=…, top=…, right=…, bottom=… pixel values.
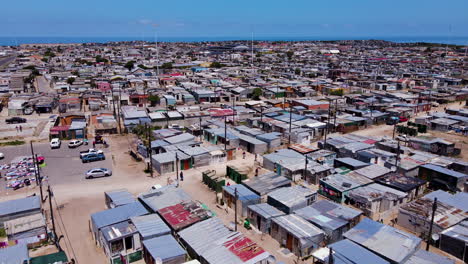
left=15, top=126, right=18, bottom=132
left=179, top=171, right=184, bottom=181
left=243, top=151, right=246, bottom=159
left=93, top=141, right=96, bottom=148
left=19, top=125, right=22, bottom=132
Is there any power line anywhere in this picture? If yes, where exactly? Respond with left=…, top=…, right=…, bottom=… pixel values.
left=53, top=193, right=79, bottom=263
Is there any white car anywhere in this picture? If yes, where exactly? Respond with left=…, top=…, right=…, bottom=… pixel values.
left=0, top=153, right=4, bottom=159
left=50, top=138, right=61, bottom=149
left=68, top=139, right=83, bottom=148
left=85, top=168, right=112, bottom=179
left=79, top=148, right=104, bottom=158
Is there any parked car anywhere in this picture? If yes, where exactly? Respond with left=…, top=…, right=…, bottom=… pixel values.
left=386, top=116, right=399, bottom=125
left=85, top=168, right=112, bottom=179
left=0, top=152, right=4, bottom=159
left=50, top=138, right=61, bottom=149
left=81, top=153, right=105, bottom=163
left=399, top=116, right=408, bottom=123
left=68, top=139, right=83, bottom=148
left=79, top=148, right=104, bottom=159
left=6, top=117, right=26, bottom=124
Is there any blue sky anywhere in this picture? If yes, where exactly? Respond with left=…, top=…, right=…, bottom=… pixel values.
left=1, top=0, right=467, bottom=37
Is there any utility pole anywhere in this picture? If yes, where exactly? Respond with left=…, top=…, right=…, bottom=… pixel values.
left=260, top=105, right=264, bottom=123
left=288, top=102, right=292, bottom=145
left=333, top=99, right=338, bottom=132
left=199, top=116, right=203, bottom=142
left=111, top=88, right=116, bottom=119
left=328, top=247, right=334, bottom=264
left=395, top=139, right=401, bottom=168
left=232, top=95, right=236, bottom=126
left=303, top=157, right=308, bottom=182
left=324, top=102, right=332, bottom=147
left=393, top=122, right=397, bottom=139
left=234, top=187, right=238, bottom=232
left=426, top=197, right=438, bottom=251
left=145, top=123, right=153, bottom=177
left=48, top=185, right=57, bottom=245
left=175, top=152, right=179, bottom=187
left=35, top=154, right=44, bottom=202
left=224, top=115, right=227, bottom=151
left=30, top=142, right=39, bottom=186
left=115, top=88, right=122, bottom=134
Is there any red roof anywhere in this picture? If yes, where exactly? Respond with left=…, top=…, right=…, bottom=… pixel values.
left=363, top=139, right=377, bottom=145
left=50, top=125, right=70, bottom=132
left=223, top=233, right=266, bottom=262
left=159, top=202, right=208, bottom=231
left=209, top=109, right=234, bottom=117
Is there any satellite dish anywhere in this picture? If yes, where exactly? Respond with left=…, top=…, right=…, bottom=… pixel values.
left=432, top=233, right=440, bottom=241
left=155, top=257, right=163, bottom=264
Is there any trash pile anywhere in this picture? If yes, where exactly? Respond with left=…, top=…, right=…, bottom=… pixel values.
left=0, top=155, right=45, bottom=190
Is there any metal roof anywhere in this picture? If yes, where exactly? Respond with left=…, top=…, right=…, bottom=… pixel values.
left=101, top=220, right=137, bottom=242
left=223, top=184, right=260, bottom=202
left=91, top=201, right=148, bottom=229
left=403, top=249, right=455, bottom=264
left=354, top=164, right=391, bottom=180
left=159, top=201, right=212, bottom=231
left=202, top=232, right=270, bottom=264
left=242, top=173, right=291, bottom=196
left=0, top=244, right=29, bottom=264
left=294, top=200, right=362, bottom=231
left=421, top=164, right=467, bottom=179
left=130, top=214, right=171, bottom=239
left=321, top=172, right=373, bottom=192
left=335, top=158, right=369, bottom=168
left=376, top=173, right=427, bottom=192
left=349, top=183, right=407, bottom=202
left=105, top=189, right=134, bottom=207
left=164, top=133, right=196, bottom=144
left=139, top=185, right=192, bottom=212
left=143, top=234, right=186, bottom=261
left=0, top=196, right=41, bottom=217
left=4, top=213, right=46, bottom=235
left=440, top=220, right=468, bottom=243
left=178, top=218, right=232, bottom=256
left=272, top=215, right=324, bottom=244
left=267, top=186, right=316, bottom=207
left=247, top=203, right=285, bottom=220
left=344, top=218, right=422, bottom=263
left=312, top=239, right=390, bottom=264
left=424, top=190, right=468, bottom=212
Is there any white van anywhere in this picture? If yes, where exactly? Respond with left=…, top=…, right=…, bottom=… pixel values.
left=50, top=138, right=61, bottom=149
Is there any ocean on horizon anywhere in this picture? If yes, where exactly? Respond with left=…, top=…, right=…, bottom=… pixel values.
left=0, top=36, right=467, bottom=46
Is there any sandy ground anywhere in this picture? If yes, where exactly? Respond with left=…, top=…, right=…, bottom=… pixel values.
left=0, top=135, right=297, bottom=264
left=353, top=101, right=468, bottom=161
left=0, top=101, right=466, bottom=263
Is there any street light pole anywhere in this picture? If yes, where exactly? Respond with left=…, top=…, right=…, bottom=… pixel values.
left=234, top=187, right=238, bottom=232
left=426, top=198, right=438, bottom=251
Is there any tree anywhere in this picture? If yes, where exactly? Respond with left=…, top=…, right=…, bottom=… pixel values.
left=44, top=48, right=56, bottom=57
left=124, top=61, right=135, bottom=71
left=95, top=55, right=108, bottom=63
left=286, top=51, right=294, bottom=60
left=161, top=62, right=173, bottom=69
left=210, top=62, right=225, bottom=68
left=330, top=89, right=344, bottom=96
left=148, top=94, right=160, bottom=106
left=295, top=68, right=301, bottom=75
left=252, top=88, right=262, bottom=100
left=66, top=77, right=76, bottom=85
